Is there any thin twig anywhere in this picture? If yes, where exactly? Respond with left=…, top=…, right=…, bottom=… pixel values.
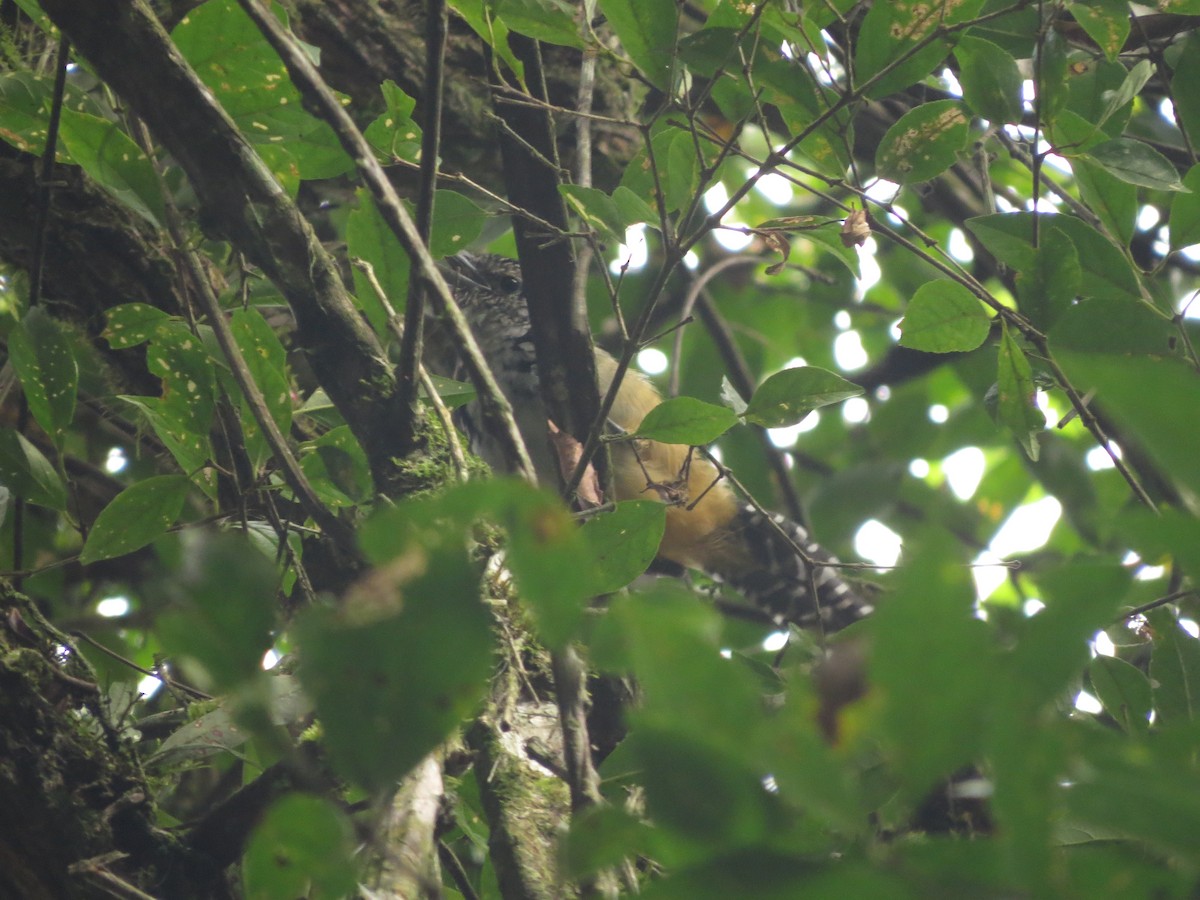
left=69, top=631, right=211, bottom=700
left=1118, top=589, right=1199, bottom=623
left=437, top=841, right=481, bottom=900
left=395, top=0, right=449, bottom=429
left=28, top=32, right=70, bottom=308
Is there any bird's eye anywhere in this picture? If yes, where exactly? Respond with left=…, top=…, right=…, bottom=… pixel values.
left=498, top=274, right=522, bottom=294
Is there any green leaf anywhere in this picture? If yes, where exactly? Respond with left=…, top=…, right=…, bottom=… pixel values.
left=103, top=303, right=171, bottom=349
left=1088, top=655, right=1152, bottom=734
left=634, top=725, right=774, bottom=843
left=360, top=479, right=593, bottom=648
left=1017, top=226, right=1080, bottom=330
left=996, top=323, right=1042, bottom=460
left=1173, top=35, right=1200, bottom=150
left=985, top=706, right=1062, bottom=892
left=173, top=0, right=350, bottom=180
left=1048, top=296, right=1173, bottom=355
left=1094, top=58, right=1152, bottom=131
left=230, top=309, right=293, bottom=469
left=1149, top=608, right=1200, bottom=724
left=80, top=475, right=191, bottom=565
left=580, top=501, right=667, bottom=595
left=0, top=72, right=56, bottom=156
left=624, top=129, right=691, bottom=219
left=597, top=0, right=679, bottom=89
left=297, top=542, right=493, bottom=790
left=955, top=35, right=1023, bottom=124
left=300, top=426, right=372, bottom=507
left=157, top=530, right=280, bottom=691
left=140, top=324, right=217, bottom=474
left=742, top=366, right=864, bottom=428
left=118, top=396, right=214, bottom=489
left=664, top=129, right=700, bottom=216
left=565, top=806, right=655, bottom=882
left=1085, top=138, right=1189, bottom=192
left=0, top=71, right=105, bottom=157
left=870, top=529, right=994, bottom=802
left=612, top=184, right=659, bottom=230
left=148, top=674, right=310, bottom=768
left=1056, top=353, right=1200, bottom=500
left=364, top=80, right=422, bottom=164
left=502, top=487, right=596, bottom=646
left=428, top=189, right=486, bottom=258
left=1119, top=509, right=1200, bottom=588
left=677, top=26, right=741, bottom=77
left=649, top=858, right=918, bottom=899
left=1169, top=164, right=1200, bottom=250
left=243, top=795, right=357, bottom=900
left=966, top=212, right=1037, bottom=269
left=422, top=373, right=474, bottom=410
left=494, top=0, right=585, bottom=48
left=445, top=0, right=525, bottom=83
left=806, top=221, right=863, bottom=279
left=8, top=307, right=78, bottom=449
left=57, top=110, right=165, bottom=226
left=1067, top=0, right=1130, bottom=61
left=561, top=183, right=626, bottom=243
left=0, top=429, right=67, bottom=510
left=1071, top=156, right=1136, bottom=248
left=855, top=0, right=985, bottom=100
left=876, top=100, right=971, bottom=184
left=1065, top=736, right=1200, bottom=865
left=966, top=212, right=1143, bottom=300
left=631, top=396, right=738, bottom=444
left=897, top=281, right=991, bottom=352
left=1035, top=28, right=1070, bottom=125
left=1009, top=561, right=1130, bottom=708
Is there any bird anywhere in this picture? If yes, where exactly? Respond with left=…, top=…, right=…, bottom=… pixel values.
left=435, top=253, right=873, bottom=634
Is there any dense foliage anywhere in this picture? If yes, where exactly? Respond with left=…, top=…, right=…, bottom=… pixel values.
left=2, top=0, right=1200, bottom=897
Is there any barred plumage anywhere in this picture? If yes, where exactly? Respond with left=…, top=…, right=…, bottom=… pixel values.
left=438, top=253, right=873, bottom=633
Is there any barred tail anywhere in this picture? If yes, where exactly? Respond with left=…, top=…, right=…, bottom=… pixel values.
left=712, top=504, right=873, bottom=633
